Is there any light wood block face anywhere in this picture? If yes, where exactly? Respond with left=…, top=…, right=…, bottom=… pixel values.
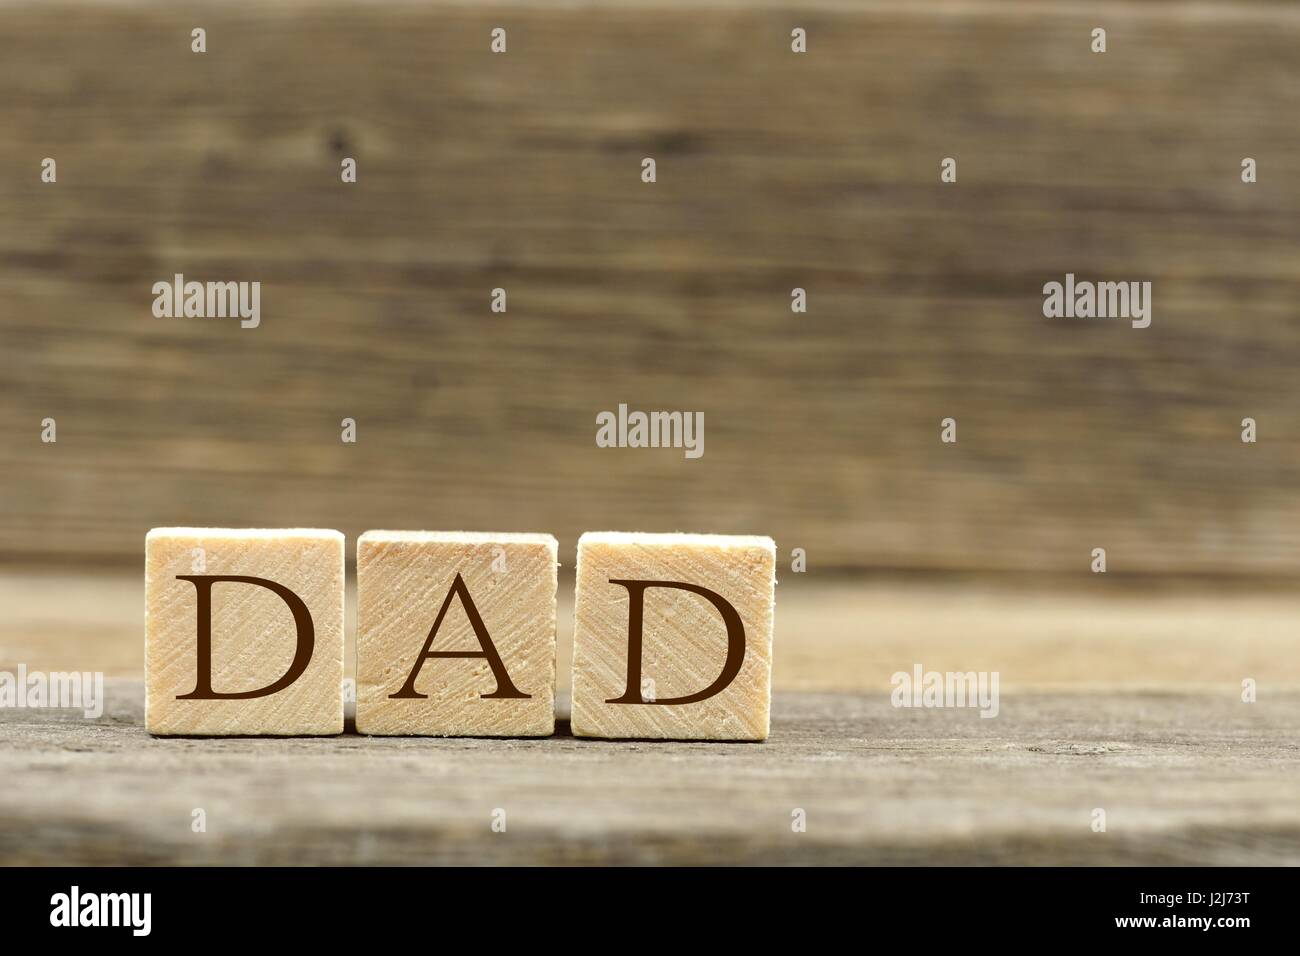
left=571, top=532, right=777, bottom=741
left=356, top=531, right=558, bottom=737
left=144, top=528, right=345, bottom=736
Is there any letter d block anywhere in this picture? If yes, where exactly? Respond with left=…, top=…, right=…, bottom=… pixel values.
left=145, top=528, right=345, bottom=735
left=572, top=532, right=776, bottom=741
left=356, top=531, right=557, bottom=736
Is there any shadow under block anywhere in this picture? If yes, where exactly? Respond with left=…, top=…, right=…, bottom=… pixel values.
left=355, top=531, right=558, bottom=737
left=144, top=528, right=345, bottom=736
left=571, top=532, right=776, bottom=741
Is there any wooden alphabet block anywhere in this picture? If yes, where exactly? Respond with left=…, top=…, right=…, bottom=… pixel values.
left=145, top=528, right=345, bottom=736
left=571, top=532, right=776, bottom=741
left=355, top=531, right=558, bottom=737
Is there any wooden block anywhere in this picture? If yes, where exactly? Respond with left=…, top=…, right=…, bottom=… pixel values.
left=355, top=531, right=558, bottom=737
left=571, top=532, right=776, bottom=741
left=144, top=528, right=344, bottom=736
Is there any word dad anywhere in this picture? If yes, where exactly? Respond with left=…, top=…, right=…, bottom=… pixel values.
left=145, top=529, right=776, bottom=741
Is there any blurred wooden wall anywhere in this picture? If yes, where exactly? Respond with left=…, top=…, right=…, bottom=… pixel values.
left=2, top=0, right=1299, bottom=573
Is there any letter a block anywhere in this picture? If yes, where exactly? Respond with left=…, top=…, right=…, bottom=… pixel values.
left=355, top=531, right=558, bottom=737
left=145, top=528, right=345, bottom=735
left=571, top=532, right=777, bottom=741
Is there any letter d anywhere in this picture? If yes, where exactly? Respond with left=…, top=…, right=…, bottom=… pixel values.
left=175, top=575, right=314, bottom=699
left=606, top=579, right=745, bottom=705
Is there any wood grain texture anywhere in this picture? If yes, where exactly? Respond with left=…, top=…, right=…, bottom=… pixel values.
left=1, top=678, right=1296, bottom=865
left=356, top=531, right=557, bottom=736
left=571, top=532, right=775, bottom=739
left=1, top=2, right=1299, bottom=573
left=144, top=528, right=345, bottom=735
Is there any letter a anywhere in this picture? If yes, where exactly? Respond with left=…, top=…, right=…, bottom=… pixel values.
left=390, top=573, right=529, bottom=700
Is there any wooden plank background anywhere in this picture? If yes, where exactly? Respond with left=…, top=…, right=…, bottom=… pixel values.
left=2, top=0, right=1300, bottom=574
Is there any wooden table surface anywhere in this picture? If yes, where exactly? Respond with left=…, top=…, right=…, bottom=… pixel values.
left=2, top=678, right=1297, bottom=865
left=2, top=571, right=1297, bottom=865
